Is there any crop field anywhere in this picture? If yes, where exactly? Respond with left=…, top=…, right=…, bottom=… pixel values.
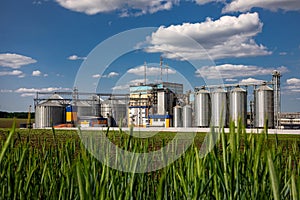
left=0, top=118, right=34, bottom=128
left=0, top=123, right=300, bottom=199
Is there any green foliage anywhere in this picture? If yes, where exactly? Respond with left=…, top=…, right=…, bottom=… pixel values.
left=0, top=123, right=300, bottom=199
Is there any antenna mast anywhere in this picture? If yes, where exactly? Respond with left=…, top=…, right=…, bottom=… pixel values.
left=166, top=64, right=169, bottom=83
left=160, top=56, right=163, bottom=82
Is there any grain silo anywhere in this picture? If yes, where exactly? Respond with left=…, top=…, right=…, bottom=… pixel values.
left=254, top=84, right=274, bottom=128
left=211, top=88, right=228, bottom=127
left=194, top=87, right=211, bottom=127
left=229, top=86, right=247, bottom=126
left=35, top=94, right=65, bottom=128
left=183, top=105, right=192, bottom=128
left=173, top=105, right=183, bottom=127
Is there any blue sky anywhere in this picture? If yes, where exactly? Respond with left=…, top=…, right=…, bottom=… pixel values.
left=1, top=0, right=300, bottom=112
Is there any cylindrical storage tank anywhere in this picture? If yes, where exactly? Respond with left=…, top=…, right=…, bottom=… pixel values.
left=230, top=86, right=247, bottom=126
left=101, top=100, right=127, bottom=127
left=76, top=101, right=93, bottom=117
left=254, top=84, right=274, bottom=128
left=101, top=102, right=112, bottom=118
left=173, top=105, right=183, bottom=127
left=91, top=96, right=101, bottom=117
left=111, top=100, right=127, bottom=127
left=194, top=87, right=211, bottom=127
left=35, top=102, right=65, bottom=128
left=211, top=88, right=228, bottom=127
left=183, top=105, right=192, bottom=128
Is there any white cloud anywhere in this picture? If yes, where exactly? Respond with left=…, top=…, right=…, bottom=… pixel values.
left=127, top=65, right=176, bottom=76
left=0, top=70, right=25, bottom=77
left=145, top=12, right=271, bottom=60
left=240, top=77, right=264, bottom=84
left=112, top=78, right=150, bottom=91
left=285, top=78, right=300, bottom=93
left=0, top=53, right=37, bottom=69
left=68, top=54, right=86, bottom=60
left=279, top=52, right=287, bottom=56
left=55, top=0, right=178, bottom=16
left=44, top=74, right=48, bottom=77
left=287, top=78, right=300, bottom=85
left=195, top=0, right=224, bottom=5
left=32, top=70, right=42, bottom=76
left=196, top=64, right=288, bottom=79
left=222, top=0, right=300, bottom=13
left=225, top=78, right=238, bottom=82
left=20, top=93, right=36, bottom=97
left=92, top=74, right=101, bottom=78
left=112, top=85, right=130, bottom=91
left=15, top=87, right=71, bottom=97
left=107, top=72, right=119, bottom=78
left=92, top=72, right=119, bottom=78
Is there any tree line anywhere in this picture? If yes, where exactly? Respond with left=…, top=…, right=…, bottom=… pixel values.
left=0, top=111, right=35, bottom=119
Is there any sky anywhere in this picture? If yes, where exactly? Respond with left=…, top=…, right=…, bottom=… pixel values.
left=0, top=0, right=300, bottom=112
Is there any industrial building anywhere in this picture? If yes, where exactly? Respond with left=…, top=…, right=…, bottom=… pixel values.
left=33, top=68, right=300, bottom=130
left=128, top=82, right=182, bottom=127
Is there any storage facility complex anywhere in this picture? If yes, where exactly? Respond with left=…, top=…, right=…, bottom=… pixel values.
left=34, top=69, right=300, bottom=129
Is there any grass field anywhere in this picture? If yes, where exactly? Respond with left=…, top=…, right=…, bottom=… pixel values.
left=0, top=124, right=300, bottom=199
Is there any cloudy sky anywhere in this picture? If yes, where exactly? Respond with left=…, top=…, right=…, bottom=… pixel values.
left=1, top=0, right=300, bottom=112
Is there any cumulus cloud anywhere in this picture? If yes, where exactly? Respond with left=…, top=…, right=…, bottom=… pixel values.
left=0, top=53, right=37, bottom=69
left=68, top=54, right=86, bottom=60
left=222, top=0, right=300, bottom=13
left=92, top=74, right=101, bottom=78
left=106, top=72, right=119, bottom=78
left=32, top=70, right=42, bottom=76
left=0, top=70, right=23, bottom=76
left=145, top=12, right=271, bottom=60
left=15, top=87, right=71, bottom=97
left=112, top=78, right=150, bottom=91
left=287, top=78, right=300, bottom=85
left=196, top=64, right=288, bottom=79
left=239, top=77, right=265, bottom=84
left=285, top=78, right=300, bottom=93
left=127, top=65, right=176, bottom=76
left=55, top=0, right=178, bottom=16
left=92, top=72, right=119, bottom=78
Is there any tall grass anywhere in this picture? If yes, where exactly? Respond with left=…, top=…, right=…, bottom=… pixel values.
left=0, top=122, right=299, bottom=199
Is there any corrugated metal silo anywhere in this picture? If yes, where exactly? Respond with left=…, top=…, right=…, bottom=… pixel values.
left=194, top=87, right=211, bottom=127
left=183, top=105, right=192, bottom=127
left=173, top=105, right=182, bottom=127
left=254, top=84, right=274, bottom=128
left=35, top=94, right=65, bottom=128
left=76, top=101, right=93, bottom=117
left=211, top=88, right=228, bottom=127
left=229, top=86, right=247, bottom=126
left=101, top=100, right=127, bottom=127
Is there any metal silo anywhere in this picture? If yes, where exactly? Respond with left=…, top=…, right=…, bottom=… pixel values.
left=254, top=84, right=274, bottom=128
left=91, top=95, right=101, bottom=117
left=35, top=94, right=65, bottom=128
left=229, top=86, right=247, bottom=126
left=173, top=105, right=183, bottom=127
left=183, top=105, right=192, bottom=128
left=211, top=88, right=228, bottom=127
left=101, top=100, right=127, bottom=127
left=76, top=101, right=92, bottom=117
left=194, top=87, right=211, bottom=127
left=111, top=100, right=127, bottom=127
